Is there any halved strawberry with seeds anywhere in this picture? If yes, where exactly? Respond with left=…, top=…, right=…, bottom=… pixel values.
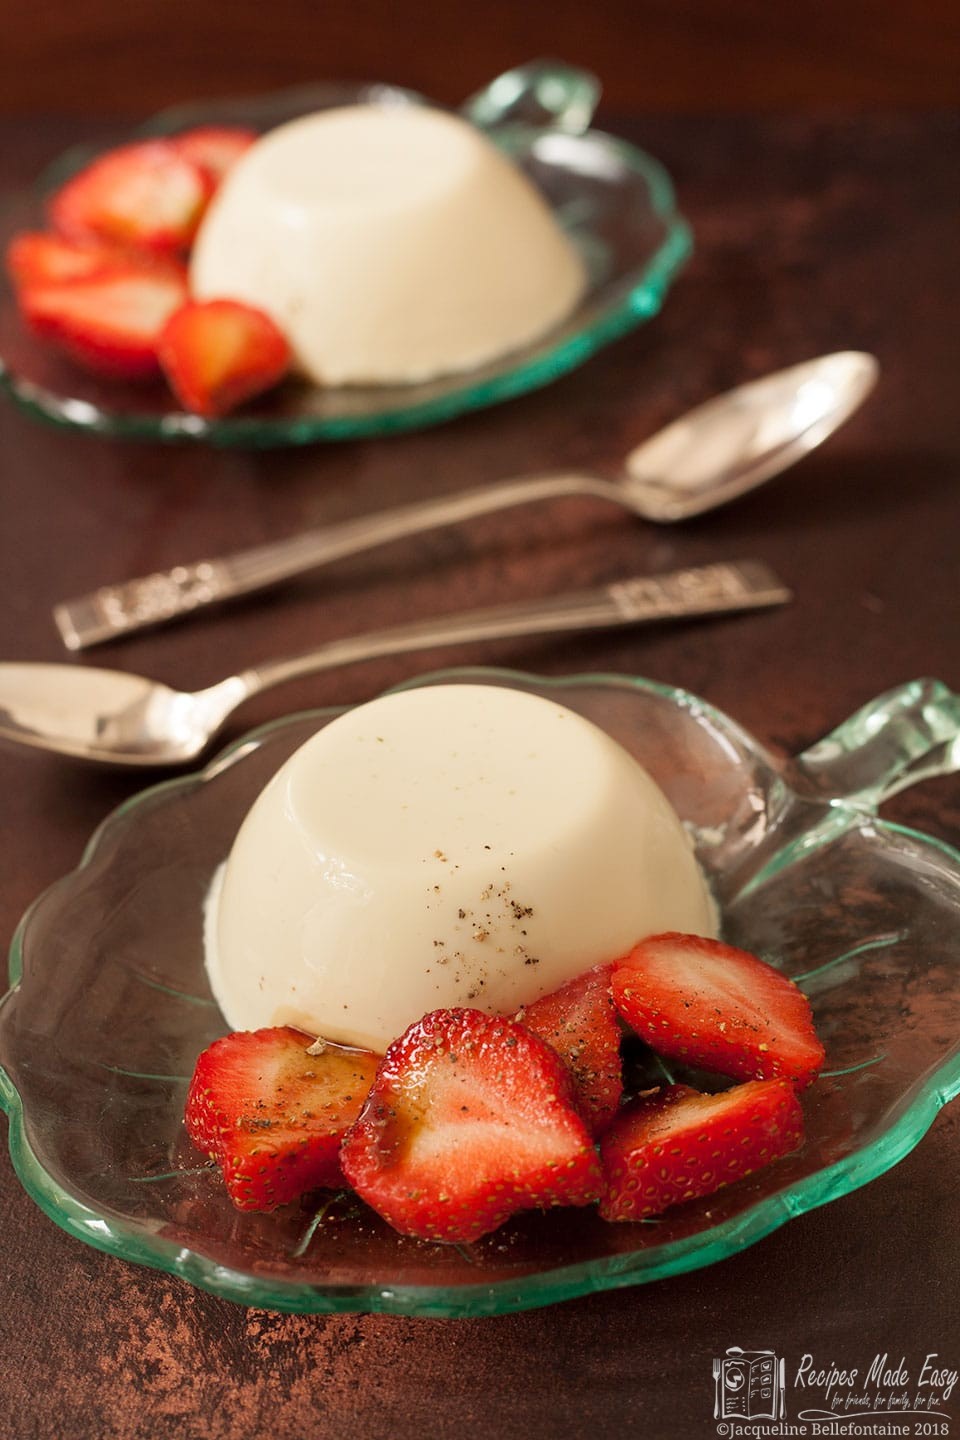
left=520, top=963, right=623, bottom=1134
left=340, top=1007, right=602, bottom=1244
left=158, top=298, right=290, bottom=416
left=613, top=933, right=825, bottom=1086
left=49, top=140, right=214, bottom=254
left=172, top=126, right=257, bottom=183
left=599, top=1079, right=804, bottom=1221
left=21, top=265, right=189, bottom=379
left=185, top=1026, right=380, bottom=1212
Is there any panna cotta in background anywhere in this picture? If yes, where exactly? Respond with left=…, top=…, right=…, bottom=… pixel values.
left=205, top=684, right=716, bottom=1052
left=189, top=105, right=586, bottom=385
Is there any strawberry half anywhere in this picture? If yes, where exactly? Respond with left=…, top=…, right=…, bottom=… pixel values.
left=5, top=230, right=157, bottom=293
left=613, top=933, right=825, bottom=1086
left=186, top=1026, right=380, bottom=1212
left=49, top=139, right=214, bottom=254
left=520, top=963, right=623, bottom=1134
left=172, top=125, right=257, bottom=182
left=21, top=265, right=188, bottom=379
left=340, top=1008, right=602, bottom=1244
left=599, top=1079, right=804, bottom=1221
left=158, top=299, right=290, bottom=416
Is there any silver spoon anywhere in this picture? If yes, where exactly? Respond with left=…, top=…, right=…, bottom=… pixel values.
left=2, top=560, right=788, bottom=767
left=55, top=352, right=876, bottom=650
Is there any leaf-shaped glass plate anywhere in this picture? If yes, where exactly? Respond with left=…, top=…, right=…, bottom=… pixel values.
left=0, top=63, right=691, bottom=447
left=2, top=669, right=959, bottom=1317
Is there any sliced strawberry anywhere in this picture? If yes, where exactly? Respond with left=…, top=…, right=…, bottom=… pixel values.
left=49, top=140, right=214, bottom=254
left=172, top=125, right=257, bottom=182
left=520, top=963, right=623, bottom=1134
left=340, top=1008, right=602, bottom=1244
left=21, top=265, right=188, bottom=379
left=185, top=1026, right=380, bottom=1212
left=5, top=230, right=148, bottom=292
left=599, top=1079, right=804, bottom=1221
left=158, top=299, right=290, bottom=416
left=613, top=933, right=825, bottom=1086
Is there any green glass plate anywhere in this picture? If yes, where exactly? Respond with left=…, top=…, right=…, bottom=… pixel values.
left=2, top=670, right=958, bottom=1316
left=0, top=63, right=691, bottom=447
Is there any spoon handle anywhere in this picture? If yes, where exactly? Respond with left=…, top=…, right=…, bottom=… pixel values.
left=238, top=561, right=791, bottom=698
left=54, top=471, right=618, bottom=652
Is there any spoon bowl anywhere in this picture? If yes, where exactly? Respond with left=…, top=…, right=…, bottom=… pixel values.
left=0, top=663, right=246, bottom=766
left=622, top=351, right=879, bottom=521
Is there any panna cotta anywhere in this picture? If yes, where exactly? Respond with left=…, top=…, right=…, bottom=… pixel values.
left=189, top=104, right=586, bottom=385
left=205, top=684, right=716, bottom=1052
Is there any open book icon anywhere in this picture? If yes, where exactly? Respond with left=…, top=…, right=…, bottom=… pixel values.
left=716, top=1347, right=784, bottom=1420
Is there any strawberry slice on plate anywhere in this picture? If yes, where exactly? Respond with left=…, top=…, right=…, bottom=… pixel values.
left=185, top=1026, right=380, bottom=1212
left=599, top=1079, right=804, bottom=1220
left=158, top=298, right=291, bottom=416
left=520, top=963, right=623, bottom=1134
left=172, top=125, right=257, bottom=182
left=340, top=1007, right=602, bottom=1244
left=21, top=264, right=188, bottom=379
left=613, top=932, right=825, bottom=1086
left=5, top=230, right=162, bottom=292
left=49, top=139, right=214, bottom=254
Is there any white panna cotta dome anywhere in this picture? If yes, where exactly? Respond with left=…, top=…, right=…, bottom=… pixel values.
left=189, top=104, right=586, bottom=385
left=205, top=684, right=716, bottom=1052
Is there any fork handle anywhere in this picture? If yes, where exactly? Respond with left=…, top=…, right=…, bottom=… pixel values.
left=238, top=561, right=791, bottom=698
left=54, top=471, right=618, bottom=651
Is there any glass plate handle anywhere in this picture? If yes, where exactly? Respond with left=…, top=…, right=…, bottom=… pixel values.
left=791, top=677, right=960, bottom=809
left=461, top=60, right=601, bottom=135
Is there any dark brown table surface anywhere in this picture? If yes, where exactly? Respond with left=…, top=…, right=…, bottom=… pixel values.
left=0, top=109, right=957, bottom=1440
